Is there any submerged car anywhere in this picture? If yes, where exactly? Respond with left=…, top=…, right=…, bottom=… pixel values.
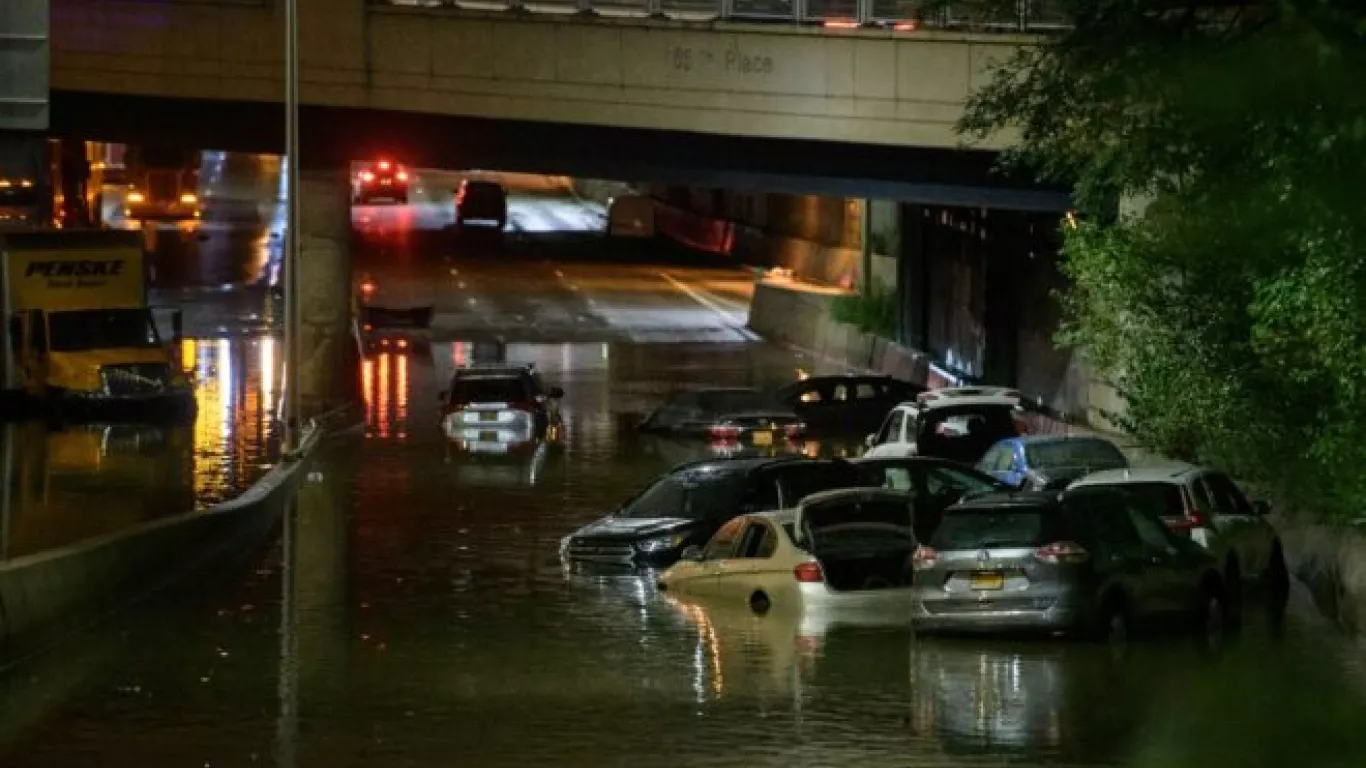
left=911, top=488, right=1229, bottom=641
left=1068, top=465, right=1288, bottom=599
left=776, top=374, right=923, bottom=436
left=560, top=456, right=865, bottom=569
left=439, top=364, right=563, bottom=455
left=978, top=435, right=1128, bottom=491
left=864, top=386, right=1024, bottom=465
left=640, top=387, right=806, bottom=451
left=658, top=488, right=919, bottom=619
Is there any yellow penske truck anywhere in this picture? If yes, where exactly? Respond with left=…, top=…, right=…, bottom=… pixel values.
left=0, top=230, right=195, bottom=420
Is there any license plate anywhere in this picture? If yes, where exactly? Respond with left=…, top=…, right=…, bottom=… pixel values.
left=470, top=441, right=508, bottom=454
left=751, top=430, right=773, bottom=446
left=970, top=571, right=1005, bottom=590
left=479, top=431, right=500, bottom=442
left=479, top=412, right=498, bottom=422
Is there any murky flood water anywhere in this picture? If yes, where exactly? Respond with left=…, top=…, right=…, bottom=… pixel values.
left=0, top=334, right=281, bottom=560
left=5, top=338, right=1366, bottom=766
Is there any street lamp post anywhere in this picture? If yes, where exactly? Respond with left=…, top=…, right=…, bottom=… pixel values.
left=283, top=0, right=301, bottom=454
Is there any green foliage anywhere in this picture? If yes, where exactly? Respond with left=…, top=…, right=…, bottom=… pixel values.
left=831, top=286, right=897, bottom=340
left=960, top=1, right=1366, bottom=520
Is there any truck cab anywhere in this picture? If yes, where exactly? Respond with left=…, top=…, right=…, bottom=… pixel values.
left=1, top=231, right=195, bottom=420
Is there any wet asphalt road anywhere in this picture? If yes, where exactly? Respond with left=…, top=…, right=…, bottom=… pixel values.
left=4, top=172, right=1366, bottom=767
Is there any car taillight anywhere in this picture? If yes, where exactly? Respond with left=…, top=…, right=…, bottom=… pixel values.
left=793, top=562, right=824, bottom=583
left=911, top=545, right=938, bottom=570
left=396, top=170, right=409, bottom=182
left=360, top=171, right=375, bottom=183
left=1035, top=541, right=1090, bottom=564
left=709, top=424, right=741, bottom=440
left=1163, top=510, right=1208, bottom=534
left=377, top=160, right=392, bottom=171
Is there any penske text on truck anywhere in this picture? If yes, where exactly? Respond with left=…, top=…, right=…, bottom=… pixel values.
left=0, top=231, right=195, bottom=420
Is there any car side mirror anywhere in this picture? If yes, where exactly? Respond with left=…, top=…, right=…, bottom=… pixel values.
left=680, top=545, right=704, bottom=562
left=1253, top=500, right=1271, bottom=516
left=549, top=386, right=565, bottom=398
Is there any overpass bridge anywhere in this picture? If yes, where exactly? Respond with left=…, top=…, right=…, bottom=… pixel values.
left=48, top=0, right=1060, bottom=152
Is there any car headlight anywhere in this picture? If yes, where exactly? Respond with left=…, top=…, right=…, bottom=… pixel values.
left=636, top=533, right=686, bottom=553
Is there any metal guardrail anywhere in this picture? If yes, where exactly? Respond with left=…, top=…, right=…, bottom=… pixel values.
left=379, top=0, right=1071, bottom=31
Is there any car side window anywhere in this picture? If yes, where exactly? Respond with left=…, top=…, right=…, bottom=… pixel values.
left=798, top=386, right=822, bottom=404
left=1082, top=494, right=1143, bottom=552
left=1189, top=478, right=1214, bottom=511
left=881, top=466, right=915, bottom=492
left=875, top=410, right=904, bottom=445
left=1125, top=505, right=1175, bottom=551
left=703, top=519, right=746, bottom=560
left=1204, top=473, right=1252, bottom=515
left=737, top=523, right=777, bottom=559
left=856, top=382, right=879, bottom=399
left=739, top=477, right=781, bottom=513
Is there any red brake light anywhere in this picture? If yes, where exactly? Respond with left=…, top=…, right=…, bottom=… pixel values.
left=1035, top=541, right=1089, bottom=564
left=396, top=170, right=409, bottom=182
left=1164, top=510, right=1207, bottom=533
left=911, top=545, right=938, bottom=570
left=360, top=171, right=375, bottom=182
left=709, top=424, right=741, bottom=440
left=793, top=562, right=824, bottom=583
left=377, top=160, right=392, bottom=171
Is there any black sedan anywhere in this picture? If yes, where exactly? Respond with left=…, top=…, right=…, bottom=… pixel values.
left=776, top=374, right=923, bottom=435
left=639, top=387, right=806, bottom=452
left=560, top=456, right=865, bottom=569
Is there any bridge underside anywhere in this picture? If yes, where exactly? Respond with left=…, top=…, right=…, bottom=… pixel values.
left=50, top=91, right=1071, bottom=212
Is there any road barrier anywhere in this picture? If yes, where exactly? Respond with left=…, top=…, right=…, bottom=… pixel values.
left=0, top=419, right=326, bottom=669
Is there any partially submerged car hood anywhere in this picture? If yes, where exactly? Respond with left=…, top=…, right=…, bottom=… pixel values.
left=572, top=515, right=696, bottom=541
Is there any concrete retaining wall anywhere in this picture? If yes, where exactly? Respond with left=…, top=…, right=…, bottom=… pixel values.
left=0, top=423, right=324, bottom=666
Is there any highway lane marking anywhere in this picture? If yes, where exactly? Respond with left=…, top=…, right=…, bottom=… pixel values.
left=657, top=272, right=758, bottom=341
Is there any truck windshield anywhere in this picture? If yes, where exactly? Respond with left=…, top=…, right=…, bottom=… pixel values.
left=48, top=309, right=159, bottom=352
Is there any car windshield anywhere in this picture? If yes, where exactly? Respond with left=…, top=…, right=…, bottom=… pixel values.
left=48, top=308, right=159, bottom=352
left=695, top=390, right=779, bottom=414
left=1025, top=439, right=1127, bottom=470
left=451, top=377, right=529, bottom=403
left=617, top=470, right=748, bottom=521
left=1106, top=482, right=1185, bottom=520
left=931, top=505, right=1062, bottom=550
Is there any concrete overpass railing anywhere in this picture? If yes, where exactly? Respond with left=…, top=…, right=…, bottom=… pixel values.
left=380, top=0, right=1070, bottom=31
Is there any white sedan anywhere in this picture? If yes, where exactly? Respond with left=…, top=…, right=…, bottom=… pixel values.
left=657, top=488, right=919, bottom=624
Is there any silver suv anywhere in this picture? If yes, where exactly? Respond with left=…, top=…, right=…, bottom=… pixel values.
left=1067, top=465, right=1288, bottom=600
left=911, top=489, right=1228, bottom=642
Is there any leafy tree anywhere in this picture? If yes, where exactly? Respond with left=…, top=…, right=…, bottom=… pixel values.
left=958, top=1, right=1366, bottom=520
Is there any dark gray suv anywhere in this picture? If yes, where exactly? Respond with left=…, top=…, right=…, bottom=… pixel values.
left=910, top=489, right=1228, bottom=642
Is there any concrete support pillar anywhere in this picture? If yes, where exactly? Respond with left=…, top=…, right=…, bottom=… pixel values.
left=296, top=168, right=358, bottom=416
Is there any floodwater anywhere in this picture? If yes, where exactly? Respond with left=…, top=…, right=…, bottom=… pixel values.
left=5, top=171, right=1366, bottom=766
left=4, top=335, right=1366, bottom=768
left=0, top=334, right=284, bottom=560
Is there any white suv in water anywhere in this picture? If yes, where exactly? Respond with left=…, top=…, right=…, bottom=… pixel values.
left=1068, top=465, right=1289, bottom=596
left=863, top=386, right=1024, bottom=465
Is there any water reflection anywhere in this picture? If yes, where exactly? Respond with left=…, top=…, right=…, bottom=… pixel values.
left=0, top=334, right=280, bottom=560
